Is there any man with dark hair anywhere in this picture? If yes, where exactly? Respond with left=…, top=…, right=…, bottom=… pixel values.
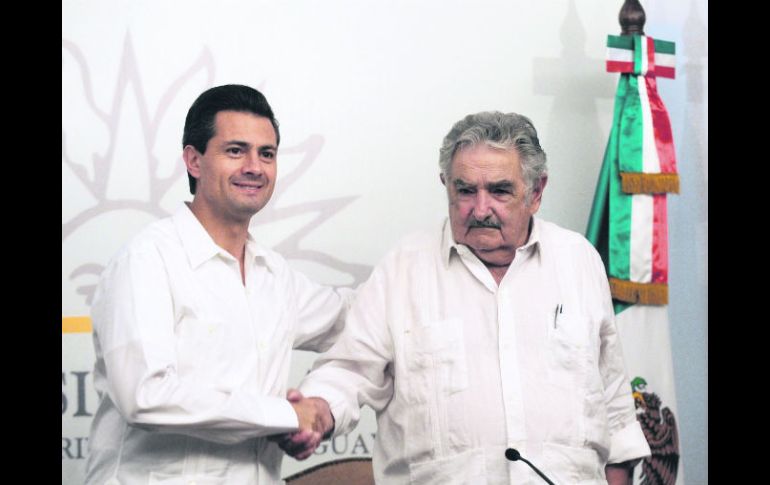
left=85, top=84, right=344, bottom=485
left=182, top=84, right=281, bottom=194
left=281, top=111, right=650, bottom=484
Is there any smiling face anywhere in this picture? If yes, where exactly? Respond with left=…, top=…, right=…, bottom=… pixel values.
left=184, top=110, right=278, bottom=225
left=443, top=143, right=546, bottom=269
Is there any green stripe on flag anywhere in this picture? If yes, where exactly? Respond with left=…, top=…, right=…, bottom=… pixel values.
left=609, top=76, right=633, bottom=282
left=653, top=39, right=675, bottom=55
left=609, top=35, right=675, bottom=56
left=633, top=35, right=644, bottom=73
left=618, top=75, right=644, bottom=172
left=607, top=35, right=633, bottom=49
left=586, top=74, right=633, bottom=314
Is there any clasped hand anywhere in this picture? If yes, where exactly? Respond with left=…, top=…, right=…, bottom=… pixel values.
left=269, top=389, right=334, bottom=460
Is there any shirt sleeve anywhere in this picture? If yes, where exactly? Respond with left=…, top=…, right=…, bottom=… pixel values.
left=91, top=245, right=299, bottom=445
left=590, top=250, right=652, bottom=464
left=289, top=267, right=355, bottom=353
left=296, top=263, right=394, bottom=436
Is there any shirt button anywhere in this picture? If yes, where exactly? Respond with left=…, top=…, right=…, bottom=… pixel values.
left=258, top=341, right=267, bottom=352
left=105, top=479, right=120, bottom=485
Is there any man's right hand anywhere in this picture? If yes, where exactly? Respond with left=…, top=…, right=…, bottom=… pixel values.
left=290, top=389, right=334, bottom=436
left=269, top=389, right=334, bottom=460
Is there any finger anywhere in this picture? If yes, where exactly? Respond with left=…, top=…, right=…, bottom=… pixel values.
left=292, top=437, right=321, bottom=460
left=283, top=436, right=319, bottom=458
left=288, top=429, right=315, bottom=445
left=286, top=388, right=304, bottom=402
left=267, top=432, right=294, bottom=443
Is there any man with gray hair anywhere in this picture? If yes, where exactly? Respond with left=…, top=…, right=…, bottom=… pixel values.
left=279, top=112, right=650, bottom=484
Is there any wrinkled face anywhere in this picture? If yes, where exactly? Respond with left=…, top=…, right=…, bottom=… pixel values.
left=443, top=144, right=546, bottom=268
left=184, top=111, right=278, bottom=223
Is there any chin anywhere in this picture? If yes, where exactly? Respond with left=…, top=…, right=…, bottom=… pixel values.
left=467, top=237, right=503, bottom=251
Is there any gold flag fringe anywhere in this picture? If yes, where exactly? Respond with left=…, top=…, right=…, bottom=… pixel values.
left=620, top=173, right=680, bottom=194
left=609, top=278, right=668, bottom=305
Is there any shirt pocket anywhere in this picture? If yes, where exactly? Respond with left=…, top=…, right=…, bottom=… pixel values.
left=408, top=447, right=487, bottom=485
left=149, top=472, right=229, bottom=485
left=404, top=317, right=469, bottom=400
left=546, top=310, right=590, bottom=376
left=545, top=311, right=596, bottom=444
left=403, top=317, right=469, bottom=462
left=541, top=442, right=605, bottom=484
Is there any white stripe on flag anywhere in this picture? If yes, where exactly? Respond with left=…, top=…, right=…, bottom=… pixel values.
left=655, top=52, right=675, bottom=68
left=613, top=305, right=684, bottom=485
left=630, top=193, right=653, bottom=283
left=637, top=78, right=662, bottom=173
left=639, top=36, right=649, bottom=75
left=607, top=47, right=633, bottom=62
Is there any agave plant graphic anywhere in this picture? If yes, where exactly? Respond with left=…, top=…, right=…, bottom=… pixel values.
left=63, top=35, right=370, bottom=307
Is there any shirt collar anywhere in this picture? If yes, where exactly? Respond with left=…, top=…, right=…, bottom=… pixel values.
left=172, top=202, right=271, bottom=270
left=441, top=216, right=543, bottom=269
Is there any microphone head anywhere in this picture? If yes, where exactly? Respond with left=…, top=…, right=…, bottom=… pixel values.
left=505, top=448, right=520, bottom=461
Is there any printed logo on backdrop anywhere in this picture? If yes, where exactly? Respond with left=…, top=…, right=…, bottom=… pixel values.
left=631, top=376, right=680, bottom=485
left=63, top=35, right=370, bottom=307
left=62, top=34, right=372, bottom=464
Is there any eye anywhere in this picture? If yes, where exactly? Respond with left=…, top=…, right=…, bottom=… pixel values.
left=457, top=188, right=475, bottom=195
left=260, top=149, right=276, bottom=160
left=226, top=147, right=243, bottom=155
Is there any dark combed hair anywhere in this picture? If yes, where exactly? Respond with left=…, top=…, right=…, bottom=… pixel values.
left=182, top=84, right=281, bottom=194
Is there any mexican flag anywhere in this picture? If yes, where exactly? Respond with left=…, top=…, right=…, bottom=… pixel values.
left=587, top=34, right=683, bottom=485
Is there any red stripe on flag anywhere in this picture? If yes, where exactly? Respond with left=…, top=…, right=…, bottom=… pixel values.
left=655, top=66, right=676, bottom=79
left=644, top=76, right=677, bottom=173
left=652, top=194, right=668, bottom=283
left=607, top=60, right=634, bottom=73
left=646, top=37, right=656, bottom=75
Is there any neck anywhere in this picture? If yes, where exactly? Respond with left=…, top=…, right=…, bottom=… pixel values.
left=187, top=201, right=251, bottom=262
left=485, top=262, right=510, bottom=286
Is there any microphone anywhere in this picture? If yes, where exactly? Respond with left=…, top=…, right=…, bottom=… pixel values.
left=504, top=448, right=557, bottom=485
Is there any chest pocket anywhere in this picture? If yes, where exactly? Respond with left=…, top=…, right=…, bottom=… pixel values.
left=403, top=317, right=469, bottom=462
left=404, top=317, right=469, bottom=400
left=545, top=310, right=594, bottom=387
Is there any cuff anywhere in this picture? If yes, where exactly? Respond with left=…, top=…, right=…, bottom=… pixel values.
left=258, top=395, right=300, bottom=433
left=607, top=421, right=651, bottom=464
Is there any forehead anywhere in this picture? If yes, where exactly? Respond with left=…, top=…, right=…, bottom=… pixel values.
left=450, top=144, right=522, bottom=182
left=212, top=111, right=277, bottom=144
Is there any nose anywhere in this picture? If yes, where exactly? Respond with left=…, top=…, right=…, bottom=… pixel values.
left=242, top=150, right=265, bottom=177
left=473, top=190, right=493, bottom=219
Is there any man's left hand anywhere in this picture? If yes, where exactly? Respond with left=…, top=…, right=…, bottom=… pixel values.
left=605, top=459, right=639, bottom=485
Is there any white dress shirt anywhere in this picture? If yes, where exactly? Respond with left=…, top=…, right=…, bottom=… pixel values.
left=85, top=203, right=351, bottom=485
left=299, top=217, right=650, bottom=484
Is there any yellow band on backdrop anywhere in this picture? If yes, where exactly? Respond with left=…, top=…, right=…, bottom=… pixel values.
left=62, top=316, right=92, bottom=333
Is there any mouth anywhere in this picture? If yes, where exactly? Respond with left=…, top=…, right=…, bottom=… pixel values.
left=468, top=223, right=501, bottom=231
left=232, top=181, right=264, bottom=193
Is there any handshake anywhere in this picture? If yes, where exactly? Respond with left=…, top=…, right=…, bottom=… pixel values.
left=270, top=389, right=335, bottom=460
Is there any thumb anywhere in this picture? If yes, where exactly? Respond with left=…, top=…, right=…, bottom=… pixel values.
left=286, top=388, right=304, bottom=402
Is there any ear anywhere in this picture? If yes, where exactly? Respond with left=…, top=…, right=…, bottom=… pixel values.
left=183, top=145, right=202, bottom=180
left=440, top=173, right=447, bottom=186
left=528, top=176, right=548, bottom=213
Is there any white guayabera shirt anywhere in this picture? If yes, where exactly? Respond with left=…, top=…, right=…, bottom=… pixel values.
left=300, top=217, right=650, bottom=485
left=86, top=203, right=351, bottom=485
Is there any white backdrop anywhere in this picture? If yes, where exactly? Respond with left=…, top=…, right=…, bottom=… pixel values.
left=62, top=1, right=707, bottom=483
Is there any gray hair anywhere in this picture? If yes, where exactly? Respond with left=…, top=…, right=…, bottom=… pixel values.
left=438, top=111, right=548, bottom=202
